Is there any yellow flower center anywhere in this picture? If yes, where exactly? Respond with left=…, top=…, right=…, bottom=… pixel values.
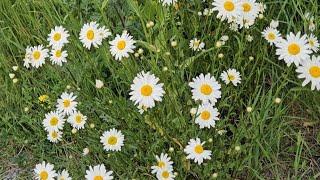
left=200, top=111, right=211, bottom=121
left=242, top=3, right=251, bottom=12
left=33, top=51, right=41, bottom=60
left=63, top=99, right=71, bottom=108
left=53, top=33, right=61, bottom=41
left=288, top=43, right=300, bottom=55
left=267, top=33, right=276, bottom=40
left=75, top=115, right=82, bottom=124
left=117, top=40, right=126, bottom=50
left=55, top=50, right=62, bottom=58
left=39, top=170, right=48, bottom=180
left=158, top=161, right=165, bottom=168
left=309, top=66, right=320, bottom=78
left=194, top=144, right=204, bottom=154
left=108, top=136, right=118, bottom=145
left=228, top=74, right=235, bottom=81
left=162, top=171, right=170, bottom=178
left=86, top=29, right=95, bottom=40
left=93, top=176, right=103, bottom=180
left=193, top=40, right=200, bottom=47
left=200, top=84, right=212, bottom=95
left=224, top=1, right=235, bottom=11
left=50, top=117, right=59, bottom=126
left=140, top=84, right=153, bottom=96
left=309, top=40, right=315, bottom=47
left=51, top=131, right=58, bottom=138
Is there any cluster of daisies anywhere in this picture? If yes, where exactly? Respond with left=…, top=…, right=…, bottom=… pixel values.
left=34, top=161, right=113, bottom=180
left=262, top=19, right=320, bottom=90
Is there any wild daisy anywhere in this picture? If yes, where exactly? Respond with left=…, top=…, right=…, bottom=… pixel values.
left=195, top=103, right=219, bottom=129
left=296, top=56, right=320, bottom=90
left=220, top=68, right=241, bottom=86
left=85, top=164, right=113, bottom=180
left=109, top=31, right=136, bottom=61
left=79, top=22, right=110, bottom=49
left=47, top=130, right=63, bottom=143
left=262, top=27, right=281, bottom=45
left=28, top=45, right=49, bottom=68
left=189, top=73, right=221, bottom=105
left=43, top=111, right=65, bottom=132
left=238, top=0, right=259, bottom=22
left=156, top=168, right=175, bottom=180
left=47, top=26, right=69, bottom=49
left=184, top=138, right=212, bottom=165
left=159, top=0, right=177, bottom=6
left=212, top=0, right=241, bottom=23
left=100, top=128, right=125, bottom=151
left=189, top=38, right=205, bottom=51
left=23, top=46, right=32, bottom=68
left=57, top=169, right=72, bottom=180
left=276, top=32, right=312, bottom=66
left=50, top=48, right=68, bottom=66
left=56, top=92, right=78, bottom=116
left=129, top=71, right=165, bottom=111
left=34, top=161, right=57, bottom=180
left=307, top=34, right=319, bottom=53
left=151, top=153, right=174, bottom=174
left=67, top=111, right=87, bottom=130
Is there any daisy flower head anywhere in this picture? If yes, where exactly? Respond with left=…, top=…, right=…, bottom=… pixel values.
left=57, top=169, right=72, bottom=180
left=56, top=92, right=78, bottom=116
left=23, top=46, right=32, bottom=68
left=85, top=164, right=113, bottom=180
left=159, top=0, right=177, bottom=6
left=276, top=32, right=312, bottom=66
left=100, top=128, right=125, bottom=151
left=28, top=45, right=49, bottom=68
left=220, top=68, right=242, bottom=86
left=296, top=55, right=320, bottom=90
left=189, top=38, right=205, bottom=51
left=43, top=111, right=65, bottom=132
left=34, top=161, right=57, bottom=180
left=262, top=27, right=281, bottom=45
left=67, top=111, right=87, bottom=130
left=189, top=73, right=221, bottom=105
left=47, top=26, right=69, bottom=49
left=98, top=26, right=112, bottom=39
left=129, top=71, right=165, bottom=111
left=195, top=103, right=220, bottom=129
left=236, top=0, right=260, bottom=28
left=307, top=34, right=319, bottom=53
left=151, top=153, right=174, bottom=174
left=47, top=130, right=63, bottom=143
left=50, top=48, right=68, bottom=66
left=212, top=0, right=241, bottom=23
left=109, top=31, right=136, bottom=61
left=156, top=168, right=175, bottom=180
left=79, top=22, right=104, bottom=50
left=184, top=138, right=212, bottom=165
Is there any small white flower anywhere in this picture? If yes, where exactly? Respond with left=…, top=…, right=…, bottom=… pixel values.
left=47, top=26, right=70, bottom=49
left=34, top=161, right=57, bottom=180
left=184, top=138, right=212, bottom=165
left=270, top=20, right=279, bottom=28
left=189, top=38, right=205, bottom=51
left=57, top=169, right=72, bottom=180
left=67, top=111, right=87, bottom=130
left=109, top=31, right=136, bottom=61
left=95, top=79, right=104, bottom=89
left=220, top=68, right=241, bottom=86
left=85, top=164, right=113, bottom=180
left=100, top=128, right=125, bottom=152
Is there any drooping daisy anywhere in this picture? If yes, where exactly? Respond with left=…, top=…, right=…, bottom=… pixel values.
left=156, top=168, right=175, bottom=180
left=23, top=46, right=32, bottom=68
left=212, top=0, right=241, bottom=23
left=67, top=111, right=87, bottom=130
left=43, top=111, right=65, bottom=132
left=195, top=103, right=219, bottom=129
left=276, top=32, right=312, bottom=66
left=47, top=130, right=63, bottom=143
left=56, top=92, right=78, bottom=116
left=129, top=71, right=165, bottom=110
left=220, top=68, right=242, bottom=86
left=28, top=45, right=49, bottom=68
left=57, top=169, right=72, bottom=180
left=189, top=38, right=205, bottom=51
left=307, top=34, right=319, bottom=53
left=100, top=128, right=124, bottom=151
left=262, top=27, right=281, bottom=45
left=109, top=31, right=136, bottom=61
left=47, top=26, right=69, bottom=49
left=85, top=164, right=113, bottom=180
left=189, top=73, right=221, bottom=105
left=159, top=0, right=177, bottom=6
left=151, top=153, right=174, bottom=174
left=34, top=161, right=57, bottom=180
left=296, top=56, right=320, bottom=90
left=184, top=138, right=212, bottom=165
left=79, top=22, right=104, bottom=49
left=50, top=48, right=68, bottom=66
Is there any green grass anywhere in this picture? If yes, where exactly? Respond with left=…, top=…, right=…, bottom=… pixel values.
left=1, top=0, right=320, bottom=179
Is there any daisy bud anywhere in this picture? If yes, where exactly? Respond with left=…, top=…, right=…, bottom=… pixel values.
left=174, top=172, right=178, bottom=176
left=149, top=21, right=154, bottom=27
left=24, top=140, right=28, bottom=144
left=24, top=107, right=29, bottom=112
left=221, top=35, right=229, bottom=42
left=217, top=129, right=226, bottom=135
left=12, top=78, right=18, bottom=84
left=258, top=14, right=264, bottom=19
left=12, top=66, right=19, bottom=71
left=165, top=52, right=171, bottom=56
left=134, top=53, right=139, bottom=57
left=77, top=87, right=81, bottom=91
left=218, top=53, right=224, bottom=58
left=274, top=98, right=281, bottom=104
left=169, top=147, right=174, bottom=152
left=138, top=48, right=144, bottom=54
left=69, top=155, right=73, bottom=159
left=212, top=173, right=218, bottom=178
left=171, top=40, right=177, bottom=47
left=146, top=23, right=151, bottom=28
left=190, top=108, right=197, bottom=116
left=156, top=48, right=161, bottom=53
left=215, top=41, right=222, bottom=48
left=249, top=56, right=254, bottom=60
left=208, top=138, right=213, bottom=143
left=246, top=106, right=253, bottom=113
left=66, top=85, right=71, bottom=89
left=9, top=73, right=15, bottom=79
left=71, top=128, right=77, bottom=134
left=90, top=123, right=95, bottom=128
left=270, top=20, right=279, bottom=28
left=83, top=147, right=89, bottom=156
left=95, top=79, right=104, bottom=89
left=107, top=154, right=111, bottom=157
left=235, top=146, right=241, bottom=151
left=162, top=66, right=168, bottom=72
left=198, top=11, right=202, bottom=16
left=108, top=100, right=113, bottom=104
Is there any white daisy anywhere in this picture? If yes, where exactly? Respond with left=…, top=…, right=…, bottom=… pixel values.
left=220, top=68, right=242, bottom=86
left=276, top=32, right=312, bottom=66
left=109, top=31, right=136, bottom=61
left=43, top=111, right=65, bottom=132
left=296, top=56, right=320, bottom=90
left=47, top=130, right=63, bottom=143
left=47, top=26, right=69, bottom=49
left=34, top=161, right=57, bottom=180
left=57, top=169, right=72, bottom=180
left=56, top=92, right=78, bottom=116
left=195, top=103, right=219, bottom=129
left=100, top=128, right=125, bottom=152
left=28, top=45, right=49, bottom=68
left=262, top=27, right=281, bottom=45
left=159, top=0, right=177, bottom=6
left=151, top=153, right=174, bottom=174
left=156, top=168, right=175, bottom=180
left=79, top=22, right=106, bottom=49
left=307, top=34, right=319, bottom=53
left=85, top=164, right=113, bottom=180
left=98, top=26, right=112, bottom=39
left=184, top=138, right=212, bottom=165
left=189, top=73, right=221, bottom=105
left=237, top=0, right=259, bottom=27
left=50, top=48, right=68, bottom=66
left=189, top=38, right=205, bottom=51
left=67, top=111, right=87, bottom=130
left=129, top=71, right=165, bottom=111
left=212, top=0, right=241, bottom=23
left=23, top=46, right=32, bottom=68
